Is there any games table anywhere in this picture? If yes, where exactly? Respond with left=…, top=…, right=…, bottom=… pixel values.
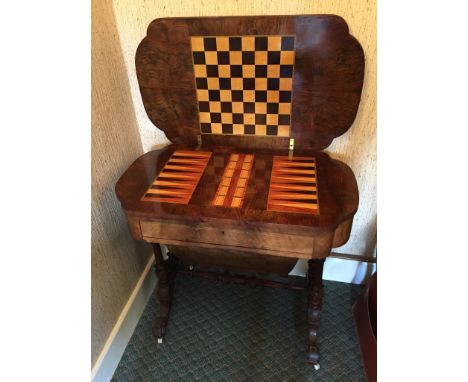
left=116, top=15, right=364, bottom=368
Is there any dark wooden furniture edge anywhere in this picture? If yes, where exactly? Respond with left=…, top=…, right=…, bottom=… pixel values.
left=353, top=272, right=377, bottom=382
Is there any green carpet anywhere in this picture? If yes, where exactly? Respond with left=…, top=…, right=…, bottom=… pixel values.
left=112, top=272, right=366, bottom=381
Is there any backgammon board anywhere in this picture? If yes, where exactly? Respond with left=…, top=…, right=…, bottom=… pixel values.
left=116, top=15, right=364, bottom=368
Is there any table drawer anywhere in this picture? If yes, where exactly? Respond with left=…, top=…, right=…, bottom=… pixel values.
left=140, top=220, right=314, bottom=255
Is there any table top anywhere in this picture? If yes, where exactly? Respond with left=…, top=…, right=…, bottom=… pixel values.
left=116, top=145, right=358, bottom=234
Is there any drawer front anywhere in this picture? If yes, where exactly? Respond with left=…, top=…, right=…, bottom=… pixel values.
left=140, top=220, right=314, bottom=255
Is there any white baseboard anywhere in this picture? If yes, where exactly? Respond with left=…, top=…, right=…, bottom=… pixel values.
left=91, top=257, right=157, bottom=382
left=289, top=256, right=376, bottom=284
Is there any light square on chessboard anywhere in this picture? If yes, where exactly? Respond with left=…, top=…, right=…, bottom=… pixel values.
left=221, top=113, right=232, bottom=123
left=215, top=37, right=229, bottom=51
left=278, top=102, right=291, bottom=114
left=278, top=126, right=290, bottom=136
left=267, top=114, right=279, bottom=125
left=280, top=78, right=293, bottom=90
left=233, top=124, right=243, bottom=134
left=231, top=78, right=243, bottom=90
left=244, top=113, right=255, bottom=124
left=191, top=37, right=205, bottom=51
left=197, top=89, right=209, bottom=101
left=218, top=65, right=230, bottom=77
left=207, top=78, right=220, bottom=89
left=243, top=90, right=255, bottom=102
left=255, top=102, right=267, bottom=114
left=267, top=91, right=280, bottom=102
left=194, top=64, right=207, bottom=77
left=280, top=51, right=295, bottom=65
left=267, top=36, right=282, bottom=51
left=205, top=51, right=218, bottom=65
left=256, top=125, right=267, bottom=135
left=267, top=65, right=280, bottom=77
left=255, top=78, right=267, bottom=90
left=211, top=123, right=222, bottom=134
left=209, top=101, right=221, bottom=112
left=229, top=51, right=242, bottom=64
left=243, top=65, right=255, bottom=78
left=254, top=51, right=268, bottom=64
left=199, top=112, right=210, bottom=123
left=242, top=36, right=255, bottom=51
left=220, top=90, right=231, bottom=101
left=232, top=101, right=244, bottom=113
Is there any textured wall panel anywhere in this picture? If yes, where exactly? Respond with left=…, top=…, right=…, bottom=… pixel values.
left=112, top=0, right=376, bottom=258
left=91, top=0, right=151, bottom=366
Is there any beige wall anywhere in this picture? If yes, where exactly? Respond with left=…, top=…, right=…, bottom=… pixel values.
left=112, top=0, right=377, bottom=258
left=91, top=0, right=152, bottom=366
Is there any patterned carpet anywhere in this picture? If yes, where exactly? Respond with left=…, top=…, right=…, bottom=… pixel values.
left=112, top=272, right=366, bottom=381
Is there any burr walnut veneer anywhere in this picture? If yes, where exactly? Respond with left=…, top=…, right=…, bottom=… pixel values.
left=116, top=15, right=364, bottom=368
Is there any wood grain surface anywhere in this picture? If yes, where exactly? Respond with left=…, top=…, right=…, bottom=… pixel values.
left=142, top=150, right=212, bottom=204
left=113, top=0, right=376, bottom=258
left=136, top=16, right=364, bottom=152
left=267, top=155, right=319, bottom=214
left=212, top=153, right=254, bottom=208
left=116, top=146, right=358, bottom=232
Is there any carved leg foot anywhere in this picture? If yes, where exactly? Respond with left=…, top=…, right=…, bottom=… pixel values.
left=307, top=259, right=325, bottom=365
left=152, top=244, right=175, bottom=342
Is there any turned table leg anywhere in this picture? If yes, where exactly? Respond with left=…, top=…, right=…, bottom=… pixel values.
left=152, top=243, right=176, bottom=343
left=307, top=258, right=325, bottom=367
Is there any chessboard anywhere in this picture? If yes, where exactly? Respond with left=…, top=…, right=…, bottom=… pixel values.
left=190, top=35, right=295, bottom=137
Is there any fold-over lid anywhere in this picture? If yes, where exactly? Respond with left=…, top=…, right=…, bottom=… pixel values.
left=136, top=15, right=364, bottom=151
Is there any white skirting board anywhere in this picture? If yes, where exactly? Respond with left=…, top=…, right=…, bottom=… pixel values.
left=91, top=251, right=374, bottom=382
left=289, top=256, right=376, bottom=284
left=91, top=257, right=157, bottom=382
